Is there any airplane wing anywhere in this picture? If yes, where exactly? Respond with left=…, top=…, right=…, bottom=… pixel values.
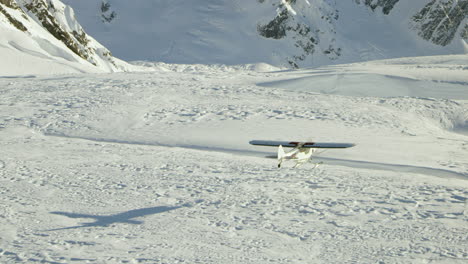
left=249, top=140, right=355, bottom=148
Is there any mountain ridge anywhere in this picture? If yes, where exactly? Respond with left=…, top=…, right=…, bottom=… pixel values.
left=64, top=0, right=467, bottom=68
left=1, top=0, right=466, bottom=72
left=0, top=0, right=134, bottom=75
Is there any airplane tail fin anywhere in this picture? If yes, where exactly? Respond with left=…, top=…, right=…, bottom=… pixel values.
left=277, top=145, right=285, bottom=168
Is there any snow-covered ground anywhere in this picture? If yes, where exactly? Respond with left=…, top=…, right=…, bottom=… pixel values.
left=0, top=55, right=467, bottom=263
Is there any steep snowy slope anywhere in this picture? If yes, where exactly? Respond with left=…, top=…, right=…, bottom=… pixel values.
left=64, top=0, right=467, bottom=67
left=0, top=0, right=135, bottom=76
left=0, top=55, right=467, bottom=263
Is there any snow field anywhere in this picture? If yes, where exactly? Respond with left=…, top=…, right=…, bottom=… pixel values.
left=0, top=126, right=466, bottom=263
left=0, top=56, right=467, bottom=263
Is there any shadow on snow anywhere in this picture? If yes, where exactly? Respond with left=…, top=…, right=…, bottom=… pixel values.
left=48, top=205, right=187, bottom=231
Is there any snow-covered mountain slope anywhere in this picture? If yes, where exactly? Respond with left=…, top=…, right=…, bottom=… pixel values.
left=63, top=0, right=467, bottom=67
left=1, top=55, right=467, bottom=263
left=0, top=0, right=136, bottom=76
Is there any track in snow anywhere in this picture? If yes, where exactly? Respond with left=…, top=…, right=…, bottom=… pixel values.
left=44, top=132, right=468, bottom=180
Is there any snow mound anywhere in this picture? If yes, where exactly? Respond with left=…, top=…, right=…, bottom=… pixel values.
left=131, top=61, right=282, bottom=73
left=259, top=55, right=468, bottom=100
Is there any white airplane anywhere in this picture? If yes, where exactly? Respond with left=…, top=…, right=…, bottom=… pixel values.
left=249, top=140, right=355, bottom=168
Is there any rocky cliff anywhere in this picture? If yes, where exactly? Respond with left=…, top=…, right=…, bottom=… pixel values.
left=0, top=0, right=131, bottom=73
left=255, top=0, right=466, bottom=67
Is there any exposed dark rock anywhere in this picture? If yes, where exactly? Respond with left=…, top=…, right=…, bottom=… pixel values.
left=257, top=1, right=341, bottom=67
left=323, top=46, right=341, bottom=57
left=101, top=1, right=116, bottom=23
left=102, top=10, right=116, bottom=23
left=72, top=30, right=89, bottom=46
left=0, top=0, right=18, bottom=9
left=413, top=0, right=468, bottom=46
left=462, top=24, right=468, bottom=41
left=101, top=1, right=110, bottom=13
left=0, top=1, right=27, bottom=31
left=258, top=9, right=289, bottom=39
left=361, top=0, right=400, bottom=15
left=24, top=0, right=94, bottom=62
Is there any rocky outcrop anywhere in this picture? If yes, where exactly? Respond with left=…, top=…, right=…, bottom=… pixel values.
left=258, top=9, right=289, bottom=40
left=41, top=0, right=466, bottom=69
left=257, top=0, right=339, bottom=68
left=256, top=0, right=465, bottom=67
left=412, top=0, right=468, bottom=46
left=101, top=1, right=116, bottom=23
left=356, top=0, right=400, bottom=15
left=23, top=0, right=95, bottom=62
left=0, top=0, right=19, bottom=8
left=0, top=0, right=129, bottom=71
left=0, top=0, right=27, bottom=31
left=462, top=24, right=468, bottom=41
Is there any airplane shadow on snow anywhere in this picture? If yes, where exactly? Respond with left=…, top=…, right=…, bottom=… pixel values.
left=48, top=205, right=188, bottom=231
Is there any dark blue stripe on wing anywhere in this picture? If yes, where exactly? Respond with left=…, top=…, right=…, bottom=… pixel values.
left=249, top=140, right=355, bottom=148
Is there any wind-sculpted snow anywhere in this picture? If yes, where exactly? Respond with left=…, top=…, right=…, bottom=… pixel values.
left=0, top=56, right=467, bottom=263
